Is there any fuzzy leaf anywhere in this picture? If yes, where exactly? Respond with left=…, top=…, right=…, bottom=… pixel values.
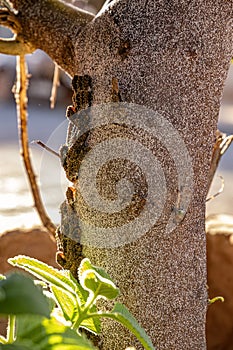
left=0, top=345, right=31, bottom=349
left=80, top=305, right=101, bottom=334
left=0, top=336, right=7, bottom=344
left=42, top=317, right=96, bottom=348
left=8, top=256, right=78, bottom=299
left=79, top=259, right=113, bottom=283
left=0, top=273, right=50, bottom=317
left=61, top=270, right=89, bottom=307
left=14, top=315, right=97, bottom=350
left=50, top=285, right=77, bottom=322
left=79, top=259, right=119, bottom=300
left=105, top=303, right=155, bottom=350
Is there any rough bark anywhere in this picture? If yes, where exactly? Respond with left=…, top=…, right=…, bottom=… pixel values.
left=3, top=0, right=94, bottom=75
left=2, top=0, right=233, bottom=349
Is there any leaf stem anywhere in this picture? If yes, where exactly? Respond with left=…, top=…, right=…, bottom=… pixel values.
left=72, top=286, right=101, bottom=330
left=82, top=312, right=155, bottom=350
left=7, top=315, right=16, bottom=343
left=0, top=335, right=7, bottom=344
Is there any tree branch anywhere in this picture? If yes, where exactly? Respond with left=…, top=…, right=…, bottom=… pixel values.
left=50, top=64, right=60, bottom=108
left=0, top=0, right=94, bottom=76
left=0, top=8, right=35, bottom=54
left=0, top=37, right=34, bottom=55
left=15, top=55, right=57, bottom=236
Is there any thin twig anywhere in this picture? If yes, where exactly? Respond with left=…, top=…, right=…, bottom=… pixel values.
left=207, top=130, right=233, bottom=193
left=206, top=175, right=224, bottom=202
left=50, top=63, right=60, bottom=109
left=31, top=140, right=60, bottom=158
left=15, top=55, right=56, bottom=236
left=0, top=1, right=18, bottom=15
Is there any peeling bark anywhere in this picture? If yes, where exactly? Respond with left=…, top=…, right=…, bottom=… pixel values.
left=1, top=0, right=233, bottom=349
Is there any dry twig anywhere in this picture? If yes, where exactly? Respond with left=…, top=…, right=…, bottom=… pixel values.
left=50, top=64, right=60, bottom=109
left=207, top=130, right=233, bottom=194
left=206, top=175, right=224, bottom=202
left=15, top=55, right=56, bottom=235
left=32, top=140, right=60, bottom=158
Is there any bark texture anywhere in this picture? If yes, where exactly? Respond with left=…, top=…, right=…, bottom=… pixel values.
left=4, top=0, right=233, bottom=349
left=7, top=0, right=94, bottom=75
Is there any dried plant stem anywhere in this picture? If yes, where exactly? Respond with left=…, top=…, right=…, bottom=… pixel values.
left=32, top=140, right=60, bottom=158
left=50, top=64, right=60, bottom=109
left=206, top=175, right=224, bottom=202
left=207, top=131, right=233, bottom=194
left=15, top=55, right=56, bottom=236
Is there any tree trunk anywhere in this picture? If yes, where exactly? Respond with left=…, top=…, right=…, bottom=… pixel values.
left=3, top=0, right=233, bottom=348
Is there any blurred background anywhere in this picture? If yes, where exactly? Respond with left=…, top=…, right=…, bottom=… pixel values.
left=0, top=0, right=233, bottom=234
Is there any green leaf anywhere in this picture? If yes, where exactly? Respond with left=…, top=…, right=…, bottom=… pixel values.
left=50, top=285, right=77, bottom=322
left=0, top=336, right=7, bottom=344
left=0, top=275, right=5, bottom=281
left=102, top=303, right=156, bottom=350
left=79, top=259, right=119, bottom=300
left=15, top=316, right=97, bottom=350
left=43, top=291, right=56, bottom=313
left=80, top=305, right=101, bottom=334
left=0, top=289, right=5, bottom=302
left=8, top=256, right=78, bottom=299
left=16, top=314, right=44, bottom=339
left=42, top=317, right=96, bottom=348
left=82, top=271, right=119, bottom=300
left=61, top=270, right=89, bottom=307
left=79, top=259, right=114, bottom=283
left=0, top=273, right=50, bottom=318
left=0, top=345, right=31, bottom=349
